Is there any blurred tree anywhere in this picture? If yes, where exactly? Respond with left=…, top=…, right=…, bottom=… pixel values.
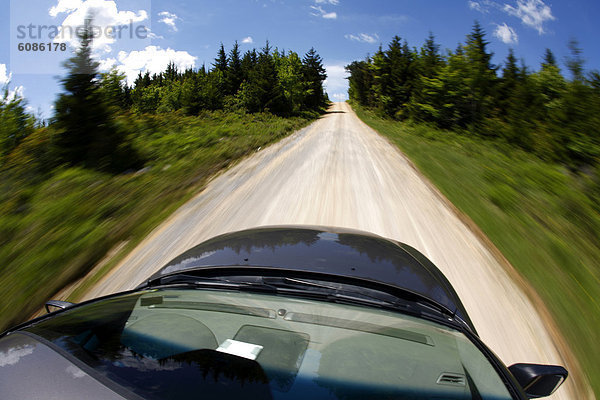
left=408, top=33, right=443, bottom=122
left=463, top=21, right=497, bottom=127
left=53, top=17, right=138, bottom=172
left=99, top=69, right=129, bottom=110
left=0, top=86, right=35, bottom=161
left=346, top=58, right=374, bottom=107
left=497, top=49, right=519, bottom=118
left=420, top=32, right=442, bottom=78
left=566, top=39, right=584, bottom=82
left=542, top=48, right=557, bottom=69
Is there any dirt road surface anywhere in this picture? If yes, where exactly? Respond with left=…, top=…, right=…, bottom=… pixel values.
left=83, top=102, right=587, bottom=399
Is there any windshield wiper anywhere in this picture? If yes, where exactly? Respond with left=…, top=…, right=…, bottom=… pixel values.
left=152, top=274, right=278, bottom=293
left=261, top=277, right=429, bottom=313
left=147, top=273, right=457, bottom=325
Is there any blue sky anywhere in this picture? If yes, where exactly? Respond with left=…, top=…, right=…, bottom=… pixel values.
left=1, top=0, right=599, bottom=118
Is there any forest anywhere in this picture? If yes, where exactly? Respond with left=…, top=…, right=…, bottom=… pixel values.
left=346, top=22, right=600, bottom=171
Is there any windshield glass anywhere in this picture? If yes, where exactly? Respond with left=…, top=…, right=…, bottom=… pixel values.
left=25, top=289, right=513, bottom=400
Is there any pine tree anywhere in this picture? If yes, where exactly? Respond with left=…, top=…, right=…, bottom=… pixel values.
left=164, top=62, right=179, bottom=82
left=214, top=43, right=228, bottom=72
left=421, top=32, right=441, bottom=78
left=464, top=21, right=497, bottom=126
left=346, top=59, right=374, bottom=106
left=53, top=18, right=136, bottom=171
left=238, top=42, right=283, bottom=113
left=542, top=48, right=557, bottom=69
left=408, top=33, right=443, bottom=122
left=566, top=39, right=584, bottom=82
left=497, top=49, right=519, bottom=117
left=302, top=47, right=327, bottom=110
left=99, top=69, right=128, bottom=110
left=227, top=41, right=243, bottom=95
left=241, top=49, right=258, bottom=82
left=0, top=86, right=34, bottom=159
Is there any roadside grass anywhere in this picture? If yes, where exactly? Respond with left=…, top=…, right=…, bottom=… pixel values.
left=353, top=104, right=600, bottom=397
left=0, top=110, right=312, bottom=331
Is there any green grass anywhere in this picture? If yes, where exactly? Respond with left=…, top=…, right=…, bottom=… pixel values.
left=352, top=103, right=600, bottom=397
left=0, top=110, right=313, bottom=331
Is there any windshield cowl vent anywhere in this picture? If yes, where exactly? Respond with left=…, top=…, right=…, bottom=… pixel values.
left=436, top=372, right=466, bottom=387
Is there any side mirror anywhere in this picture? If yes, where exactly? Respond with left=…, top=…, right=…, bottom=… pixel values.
left=45, top=300, right=75, bottom=313
left=508, top=363, right=568, bottom=398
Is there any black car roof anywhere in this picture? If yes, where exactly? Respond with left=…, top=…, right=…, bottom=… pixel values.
left=148, top=226, right=475, bottom=331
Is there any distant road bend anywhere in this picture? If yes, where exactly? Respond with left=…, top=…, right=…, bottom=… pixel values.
left=84, top=102, right=585, bottom=399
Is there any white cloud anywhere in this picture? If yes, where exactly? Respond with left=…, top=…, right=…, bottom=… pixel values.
left=242, top=36, right=253, bottom=44
left=310, top=5, right=337, bottom=19
left=115, top=45, right=196, bottom=84
left=468, top=0, right=504, bottom=13
left=147, top=30, right=164, bottom=40
left=98, top=57, right=117, bottom=70
left=468, top=1, right=484, bottom=12
left=48, top=2, right=196, bottom=83
left=324, top=64, right=349, bottom=101
left=344, top=33, right=379, bottom=44
left=494, top=23, right=518, bottom=44
left=49, top=0, right=83, bottom=17
left=49, top=0, right=148, bottom=51
left=158, top=11, right=179, bottom=31
left=0, top=64, right=25, bottom=103
left=503, top=0, right=555, bottom=34
left=315, top=0, right=339, bottom=4
left=0, top=64, right=10, bottom=85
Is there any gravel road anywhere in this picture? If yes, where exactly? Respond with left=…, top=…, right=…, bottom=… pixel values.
left=83, top=102, right=586, bottom=399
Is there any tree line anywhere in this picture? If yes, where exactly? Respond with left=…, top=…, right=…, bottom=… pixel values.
left=346, top=22, right=600, bottom=170
left=0, top=19, right=328, bottom=174
left=112, top=41, right=328, bottom=116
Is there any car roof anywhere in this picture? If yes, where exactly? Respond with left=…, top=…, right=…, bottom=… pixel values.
left=148, top=225, right=475, bottom=331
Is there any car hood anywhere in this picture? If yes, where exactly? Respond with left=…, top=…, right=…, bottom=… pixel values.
left=146, top=226, right=474, bottom=330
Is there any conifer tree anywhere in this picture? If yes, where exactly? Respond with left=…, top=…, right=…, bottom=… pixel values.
left=0, top=86, right=34, bottom=159
left=421, top=32, right=442, bottom=78
left=53, top=18, right=136, bottom=171
left=302, top=47, right=327, bottom=110
left=464, top=21, right=497, bottom=125
left=497, top=49, right=519, bottom=117
left=241, top=49, right=258, bottom=82
left=214, top=43, right=228, bottom=72
left=542, top=48, right=557, bottom=69
left=227, top=41, right=243, bottom=95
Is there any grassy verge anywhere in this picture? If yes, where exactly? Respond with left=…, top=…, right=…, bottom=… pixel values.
left=352, top=103, right=600, bottom=397
left=0, top=110, right=313, bottom=331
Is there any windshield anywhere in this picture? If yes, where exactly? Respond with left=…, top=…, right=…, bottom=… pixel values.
left=24, top=289, right=513, bottom=400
